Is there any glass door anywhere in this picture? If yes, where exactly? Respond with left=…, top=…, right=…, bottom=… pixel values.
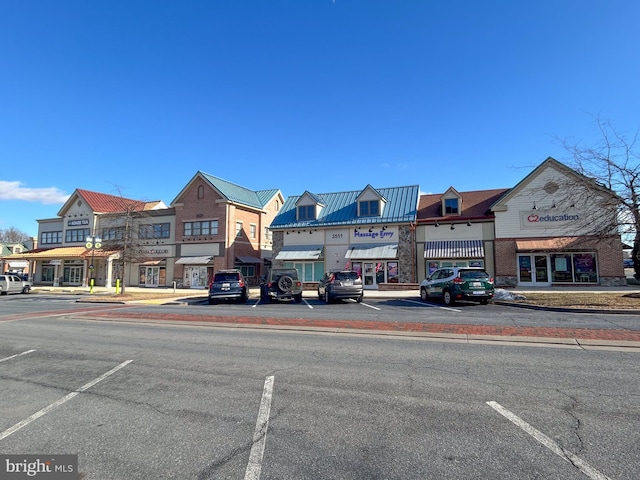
left=63, top=266, right=83, bottom=286
left=144, top=267, right=160, bottom=287
left=518, top=254, right=551, bottom=286
left=363, top=262, right=375, bottom=289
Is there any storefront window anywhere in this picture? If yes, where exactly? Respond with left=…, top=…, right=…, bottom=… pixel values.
left=550, top=253, right=597, bottom=283
left=41, top=265, right=55, bottom=282
left=284, top=262, right=324, bottom=281
left=387, top=262, right=399, bottom=283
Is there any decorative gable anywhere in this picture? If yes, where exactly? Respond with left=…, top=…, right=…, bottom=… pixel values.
left=441, top=187, right=462, bottom=216
left=295, top=191, right=324, bottom=221
left=356, top=185, right=387, bottom=217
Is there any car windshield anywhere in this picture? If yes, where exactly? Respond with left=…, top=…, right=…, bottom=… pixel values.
left=335, top=272, right=359, bottom=281
left=214, top=273, right=239, bottom=282
left=459, top=270, right=490, bottom=280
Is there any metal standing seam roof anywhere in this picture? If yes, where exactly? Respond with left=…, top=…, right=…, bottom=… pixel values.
left=200, top=172, right=278, bottom=209
left=270, top=185, right=419, bottom=228
left=424, top=240, right=485, bottom=258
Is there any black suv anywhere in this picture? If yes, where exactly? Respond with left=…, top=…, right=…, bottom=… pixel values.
left=208, top=269, right=248, bottom=305
left=260, top=268, right=303, bottom=303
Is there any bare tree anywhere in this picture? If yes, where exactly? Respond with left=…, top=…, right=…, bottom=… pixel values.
left=0, top=227, right=31, bottom=243
left=557, top=115, right=640, bottom=277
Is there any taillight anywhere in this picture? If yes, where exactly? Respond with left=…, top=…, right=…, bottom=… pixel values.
left=453, top=277, right=465, bottom=284
left=329, top=274, right=335, bottom=283
left=488, top=277, right=494, bottom=284
left=267, top=282, right=273, bottom=288
left=239, top=279, right=245, bottom=287
left=295, top=280, right=302, bottom=287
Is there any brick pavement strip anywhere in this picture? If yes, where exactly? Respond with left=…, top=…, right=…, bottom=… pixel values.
left=84, top=311, right=640, bottom=343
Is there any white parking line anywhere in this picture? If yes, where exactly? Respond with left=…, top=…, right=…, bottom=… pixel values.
left=401, top=298, right=461, bottom=312
left=302, top=299, right=313, bottom=309
left=244, top=375, right=275, bottom=480
left=0, top=349, right=36, bottom=363
left=360, top=302, right=381, bottom=310
left=487, top=401, right=611, bottom=480
left=0, top=360, right=133, bottom=441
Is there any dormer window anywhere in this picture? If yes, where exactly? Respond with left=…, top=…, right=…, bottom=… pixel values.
left=444, top=198, right=459, bottom=214
left=359, top=200, right=380, bottom=217
left=297, top=205, right=316, bottom=221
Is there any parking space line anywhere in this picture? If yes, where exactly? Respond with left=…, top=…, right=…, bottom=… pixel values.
left=360, top=302, right=381, bottom=310
left=302, top=299, right=313, bottom=309
left=0, top=349, right=36, bottom=363
left=0, top=360, right=133, bottom=442
left=401, top=298, right=462, bottom=312
left=244, top=375, right=275, bottom=480
left=487, top=401, right=611, bottom=480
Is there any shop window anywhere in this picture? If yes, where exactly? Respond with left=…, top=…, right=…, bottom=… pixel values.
left=41, top=266, right=55, bottom=283
left=238, top=265, right=255, bottom=277
left=550, top=253, right=597, bottom=283
left=387, top=262, right=399, bottom=283
left=574, top=253, right=597, bottom=283
left=284, top=261, right=324, bottom=281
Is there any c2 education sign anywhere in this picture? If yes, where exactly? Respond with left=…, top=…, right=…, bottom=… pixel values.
left=521, top=211, right=580, bottom=229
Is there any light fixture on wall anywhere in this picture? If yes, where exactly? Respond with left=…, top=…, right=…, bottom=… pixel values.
left=368, top=227, right=373, bottom=233
left=532, top=202, right=537, bottom=210
left=551, top=202, right=557, bottom=208
left=466, top=220, right=472, bottom=227
left=450, top=224, right=455, bottom=230
left=434, top=222, right=440, bottom=227
left=382, top=226, right=388, bottom=230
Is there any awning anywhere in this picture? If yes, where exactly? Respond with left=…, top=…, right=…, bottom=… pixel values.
left=515, top=237, right=579, bottom=251
left=7, top=261, right=28, bottom=268
left=141, top=259, right=166, bottom=266
left=424, top=240, right=484, bottom=258
left=275, top=245, right=324, bottom=261
left=236, top=256, right=263, bottom=264
left=345, top=243, right=398, bottom=259
left=175, top=256, right=214, bottom=265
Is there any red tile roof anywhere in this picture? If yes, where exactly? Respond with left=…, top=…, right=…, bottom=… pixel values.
left=76, top=189, right=159, bottom=213
left=417, top=188, right=509, bottom=223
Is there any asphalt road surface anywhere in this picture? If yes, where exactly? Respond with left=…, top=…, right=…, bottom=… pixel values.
left=1, top=296, right=638, bottom=479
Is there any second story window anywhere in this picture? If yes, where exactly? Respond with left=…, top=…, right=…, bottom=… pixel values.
left=236, top=221, right=243, bottom=237
left=140, top=223, right=170, bottom=239
left=41, top=231, right=62, bottom=244
left=359, top=200, right=380, bottom=217
left=65, top=228, right=90, bottom=243
left=102, top=227, right=124, bottom=240
left=184, top=220, right=218, bottom=236
left=444, top=198, right=459, bottom=214
left=297, top=205, right=315, bottom=221
left=250, top=224, right=256, bottom=239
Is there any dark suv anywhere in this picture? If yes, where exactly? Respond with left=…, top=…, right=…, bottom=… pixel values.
left=420, top=267, right=494, bottom=306
left=208, top=269, right=248, bottom=305
left=317, top=270, right=363, bottom=303
left=260, top=268, right=303, bottom=303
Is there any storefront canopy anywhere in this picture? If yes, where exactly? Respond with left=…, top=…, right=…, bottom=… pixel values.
left=7, top=260, right=28, bottom=268
left=275, top=245, right=324, bottom=261
left=345, top=243, right=398, bottom=259
left=515, top=237, right=580, bottom=251
left=236, top=256, right=263, bottom=264
left=424, top=240, right=484, bottom=258
left=175, top=256, right=214, bottom=265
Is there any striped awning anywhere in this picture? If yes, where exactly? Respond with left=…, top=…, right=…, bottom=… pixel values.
left=345, top=243, right=398, bottom=259
left=175, top=256, right=214, bottom=265
left=424, top=240, right=484, bottom=258
left=275, top=245, right=324, bottom=261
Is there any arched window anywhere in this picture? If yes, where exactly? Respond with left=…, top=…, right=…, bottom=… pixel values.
left=197, top=185, right=204, bottom=199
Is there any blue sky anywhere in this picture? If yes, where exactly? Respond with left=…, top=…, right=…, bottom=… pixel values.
left=1, top=0, right=638, bottom=238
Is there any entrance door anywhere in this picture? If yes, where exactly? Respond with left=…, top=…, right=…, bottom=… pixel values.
left=63, top=266, right=83, bottom=286
left=145, top=267, right=160, bottom=287
left=518, top=254, right=551, bottom=286
left=363, top=262, right=375, bottom=289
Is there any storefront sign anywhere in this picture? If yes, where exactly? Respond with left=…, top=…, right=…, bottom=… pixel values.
left=67, top=219, right=89, bottom=226
left=521, top=211, right=580, bottom=228
left=352, top=228, right=395, bottom=241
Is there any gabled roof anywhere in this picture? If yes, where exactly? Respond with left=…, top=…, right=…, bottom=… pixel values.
left=417, top=188, right=509, bottom=223
left=295, top=191, right=325, bottom=206
left=171, top=171, right=281, bottom=210
left=270, top=185, right=419, bottom=229
left=58, top=189, right=161, bottom=216
left=356, top=184, right=387, bottom=202
left=490, top=157, right=619, bottom=210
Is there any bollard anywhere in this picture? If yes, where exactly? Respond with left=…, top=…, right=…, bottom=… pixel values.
left=90, top=278, right=94, bottom=294
left=173, top=280, right=176, bottom=294
left=116, top=278, right=120, bottom=295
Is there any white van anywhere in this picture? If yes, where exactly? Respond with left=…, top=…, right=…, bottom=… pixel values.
left=0, top=275, right=31, bottom=295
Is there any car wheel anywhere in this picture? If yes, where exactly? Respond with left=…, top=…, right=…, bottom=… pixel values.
left=480, top=299, right=489, bottom=305
left=294, top=293, right=302, bottom=303
left=420, top=287, right=428, bottom=301
left=22, top=286, right=30, bottom=294
left=278, top=275, right=293, bottom=292
left=317, top=288, right=322, bottom=299
left=208, top=298, right=216, bottom=305
left=324, top=290, right=332, bottom=303
left=356, top=294, right=363, bottom=303
left=443, top=290, right=454, bottom=306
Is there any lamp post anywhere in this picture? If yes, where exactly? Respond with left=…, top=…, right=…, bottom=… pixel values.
left=85, top=235, right=102, bottom=293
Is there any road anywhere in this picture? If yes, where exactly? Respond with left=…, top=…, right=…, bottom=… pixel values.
left=0, top=295, right=639, bottom=479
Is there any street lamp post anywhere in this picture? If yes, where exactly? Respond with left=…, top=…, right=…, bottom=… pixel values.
left=85, top=235, right=102, bottom=294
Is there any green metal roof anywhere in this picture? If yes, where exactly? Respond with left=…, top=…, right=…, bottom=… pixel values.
left=200, top=172, right=279, bottom=209
left=270, top=185, right=419, bottom=229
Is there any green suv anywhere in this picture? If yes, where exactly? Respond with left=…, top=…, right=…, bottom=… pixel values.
left=260, top=268, right=303, bottom=303
left=420, top=267, right=494, bottom=306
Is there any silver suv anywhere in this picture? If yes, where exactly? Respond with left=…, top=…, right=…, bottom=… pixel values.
left=260, top=268, right=303, bottom=303
left=317, top=270, right=363, bottom=303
